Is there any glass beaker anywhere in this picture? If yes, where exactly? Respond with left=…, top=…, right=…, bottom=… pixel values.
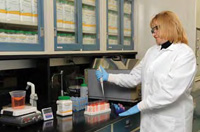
left=9, top=90, right=26, bottom=109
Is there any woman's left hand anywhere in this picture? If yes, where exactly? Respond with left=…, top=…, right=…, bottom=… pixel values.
left=119, top=104, right=140, bottom=116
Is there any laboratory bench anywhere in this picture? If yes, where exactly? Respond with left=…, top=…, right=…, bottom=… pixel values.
left=0, top=108, right=140, bottom=132
left=1, top=102, right=200, bottom=132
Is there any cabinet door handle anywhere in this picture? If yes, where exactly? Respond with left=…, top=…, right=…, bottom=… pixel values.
left=125, top=119, right=132, bottom=128
left=40, top=27, right=44, bottom=37
left=54, top=28, right=57, bottom=37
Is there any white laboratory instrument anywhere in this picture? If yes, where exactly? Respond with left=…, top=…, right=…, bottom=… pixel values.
left=99, top=67, right=104, bottom=97
left=42, top=107, right=53, bottom=121
left=0, top=82, right=42, bottom=127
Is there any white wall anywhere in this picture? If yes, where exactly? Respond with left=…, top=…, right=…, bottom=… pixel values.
left=197, top=0, right=200, bottom=28
left=134, top=0, right=196, bottom=59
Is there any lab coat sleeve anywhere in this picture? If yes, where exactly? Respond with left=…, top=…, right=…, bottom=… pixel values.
left=108, top=59, right=143, bottom=88
left=138, top=50, right=197, bottom=111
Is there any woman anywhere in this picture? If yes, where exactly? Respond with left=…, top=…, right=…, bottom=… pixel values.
left=96, top=11, right=196, bottom=132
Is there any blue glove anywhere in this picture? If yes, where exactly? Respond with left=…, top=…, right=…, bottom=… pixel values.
left=119, top=105, right=140, bottom=116
left=95, top=66, right=109, bottom=81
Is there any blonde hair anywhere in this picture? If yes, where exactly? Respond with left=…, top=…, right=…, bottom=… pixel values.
left=150, top=11, right=188, bottom=44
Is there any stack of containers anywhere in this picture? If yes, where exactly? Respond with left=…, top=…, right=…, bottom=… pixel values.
left=89, top=6, right=96, bottom=33
left=62, top=34, right=68, bottom=43
left=18, top=31, right=27, bottom=43
left=82, top=0, right=95, bottom=6
left=0, top=0, right=38, bottom=23
left=124, top=14, right=131, bottom=36
left=9, top=30, right=17, bottom=42
left=0, top=0, right=38, bottom=44
left=70, top=1, right=75, bottom=30
left=108, top=11, right=113, bottom=34
left=84, top=101, right=111, bottom=115
left=82, top=5, right=96, bottom=33
left=82, top=5, right=88, bottom=32
left=57, top=33, right=75, bottom=44
left=109, top=36, right=118, bottom=45
left=124, top=37, right=131, bottom=45
left=108, top=0, right=117, bottom=11
left=108, top=11, right=118, bottom=35
left=0, top=29, right=38, bottom=43
left=71, top=97, right=88, bottom=112
left=63, top=1, right=73, bottom=30
left=124, top=1, right=131, bottom=14
left=62, top=0, right=69, bottom=29
left=0, top=29, right=7, bottom=42
left=69, top=34, right=75, bottom=43
left=33, top=31, right=38, bottom=43
left=83, top=34, right=96, bottom=44
left=113, top=12, right=118, bottom=34
left=20, top=0, right=32, bottom=22
left=57, top=33, right=63, bottom=43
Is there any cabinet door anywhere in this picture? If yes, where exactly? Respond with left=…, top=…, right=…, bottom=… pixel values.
left=113, top=114, right=140, bottom=132
left=0, top=0, right=44, bottom=51
left=54, top=0, right=99, bottom=51
left=81, top=0, right=100, bottom=51
left=55, top=0, right=81, bottom=51
left=123, top=0, right=134, bottom=50
left=96, top=125, right=111, bottom=132
left=107, top=0, right=134, bottom=51
left=107, top=0, right=122, bottom=50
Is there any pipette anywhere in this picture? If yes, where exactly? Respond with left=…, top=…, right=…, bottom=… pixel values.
left=98, top=67, right=104, bottom=98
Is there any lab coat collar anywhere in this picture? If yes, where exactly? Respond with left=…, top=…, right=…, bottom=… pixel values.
left=156, top=43, right=179, bottom=51
left=165, top=43, right=181, bottom=51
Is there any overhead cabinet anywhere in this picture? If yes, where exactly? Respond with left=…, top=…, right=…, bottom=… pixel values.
left=0, top=0, right=44, bottom=51
left=54, top=0, right=100, bottom=51
left=107, top=0, right=134, bottom=50
left=0, top=0, right=134, bottom=53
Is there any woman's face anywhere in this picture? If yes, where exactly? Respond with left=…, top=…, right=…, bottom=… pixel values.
left=151, top=25, right=168, bottom=45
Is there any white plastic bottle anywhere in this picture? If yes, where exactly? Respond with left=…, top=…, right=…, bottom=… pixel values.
left=0, top=0, right=6, bottom=20
left=80, top=79, right=88, bottom=98
left=56, top=0, right=63, bottom=28
left=6, top=0, right=20, bottom=21
left=70, top=1, right=75, bottom=30
left=20, top=0, right=32, bottom=22
left=56, top=96, right=72, bottom=116
left=0, top=29, right=7, bottom=42
left=32, top=0, right=37, bottom=24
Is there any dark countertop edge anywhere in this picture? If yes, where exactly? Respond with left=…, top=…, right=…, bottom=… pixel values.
left=86, top=113, right=140, bottom=132
left=0, top=52, right=137, bottom=60
left=0, top=110, right=141, bottom=132
left=87, top=116, right=127, bottom=132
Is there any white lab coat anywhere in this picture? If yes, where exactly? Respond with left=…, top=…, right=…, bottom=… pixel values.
left=108, top=43, right=197, bottom=132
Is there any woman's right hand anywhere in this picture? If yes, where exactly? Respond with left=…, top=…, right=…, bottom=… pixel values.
left=95, top=66, right=109, bottom=81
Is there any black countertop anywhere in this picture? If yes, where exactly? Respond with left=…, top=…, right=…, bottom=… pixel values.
left=0, top=109, right=140, bottom=132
